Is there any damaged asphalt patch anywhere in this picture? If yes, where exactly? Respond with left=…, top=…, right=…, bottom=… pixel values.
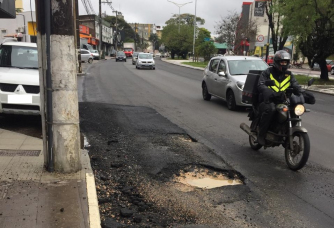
left=79, top=102, right=263, bottom=228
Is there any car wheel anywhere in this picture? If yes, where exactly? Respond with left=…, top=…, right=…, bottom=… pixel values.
left=116, top=59, right=118, bottom=62
left=153, top=68, right=155, bottom=70
left=132, top=62, right=135, bottom=65
left=88, top=59, right=93, bottom=64
left=331, top=68, right=334, bottom=75
left=227, top=90, right=237, bottom=111
left=202, top=83, right=211, bottom=101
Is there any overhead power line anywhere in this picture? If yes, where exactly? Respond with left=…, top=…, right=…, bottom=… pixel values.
left=87, top=0, right=96, bottom=14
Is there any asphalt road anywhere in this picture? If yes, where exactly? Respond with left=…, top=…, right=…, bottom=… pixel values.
left=79, top=58, right=334, bottom=227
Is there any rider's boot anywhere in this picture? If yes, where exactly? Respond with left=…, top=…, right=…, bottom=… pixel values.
left=256, top=102, right=275, bottom=145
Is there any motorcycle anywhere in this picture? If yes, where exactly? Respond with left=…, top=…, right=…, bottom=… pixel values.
left=240, top=72, right=315, bottom=171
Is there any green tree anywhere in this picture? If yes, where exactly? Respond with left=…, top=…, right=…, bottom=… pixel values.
left=103, top=16, right=135, bottom=44
left=197, top=41, right=217, bottom=61
left=149, top=33, right=160, bottom=51
left=194, top=28, right=216, bottom=61
left=165, top=13, right=205, bottom=26
left=265, top=0, right=289, bottom=53
left=161, top=23, right=193, bottom=59
left=215, top=12, right=239, bottom=54
left=162, top=14, right=206, bottom=59
left=280, top=0, right=334, bottom=80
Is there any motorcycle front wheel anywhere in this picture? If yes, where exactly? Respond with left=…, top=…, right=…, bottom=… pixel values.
left=285, top=132, right=310, bottom=171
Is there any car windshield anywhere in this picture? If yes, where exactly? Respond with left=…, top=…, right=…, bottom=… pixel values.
left=228, top=60, right=268, bottom=75
left=117, top=52, right=125, bottom=56
left=124, top=48, right=132, bottom=52
left=0, top=45, right=38, bottom=69
left=133, top=52, right=139, bottom=57
left=138, top=54, right=152, bottom=59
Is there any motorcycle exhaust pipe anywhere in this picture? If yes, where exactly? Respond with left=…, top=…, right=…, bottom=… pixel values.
left=240, top=123, right=252, bottom=135
left=240, top=123, right=257, bottom=141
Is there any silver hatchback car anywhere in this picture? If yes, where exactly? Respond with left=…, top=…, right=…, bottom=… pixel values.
left=202, top=56, right=268, bottom=110
left=136, top=53, right=155, bottom=70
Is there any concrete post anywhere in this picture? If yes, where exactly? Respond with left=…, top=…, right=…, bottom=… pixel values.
left=36, top=0, right=81, bottom=173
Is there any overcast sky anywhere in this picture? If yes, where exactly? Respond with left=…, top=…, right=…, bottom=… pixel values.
left=22, top=0, right=248, bottom=36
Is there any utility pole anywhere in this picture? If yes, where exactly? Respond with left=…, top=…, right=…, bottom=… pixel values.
left=134, top=23, right=137, bottom=51
left=75, top=0, right=82, bottom=73
left=112, top=10, right=118, bottom=51
left=36, top=0, right=81, bottom=173
left=99, top=0, right=102, bottom=55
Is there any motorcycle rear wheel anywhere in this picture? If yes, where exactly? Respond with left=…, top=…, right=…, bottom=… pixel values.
left=249, top=135, right=262, bottom=150
left=285, top=132, right=310, bottom=171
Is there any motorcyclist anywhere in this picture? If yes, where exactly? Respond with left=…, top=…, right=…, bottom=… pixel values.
left=257, top=50, right=303, bottom=145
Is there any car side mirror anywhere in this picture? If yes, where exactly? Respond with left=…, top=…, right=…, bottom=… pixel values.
left=218, top=71, right=226, bottom=77
left=308, top=78, right=315, bottom=87
left=265, top=80, right=275, bottom=86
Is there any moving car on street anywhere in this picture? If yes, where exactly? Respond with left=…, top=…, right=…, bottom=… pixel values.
left=136, top=53, right=155, bottom=70
left=132, top=52, right=139, bottom=65
left=0, top=41, right=40, bottom=115
left=116, top=51, right=127, bottom=62
left=202, top=56, right=268, bottom=110
left=90, top=50, right=100, bottom=60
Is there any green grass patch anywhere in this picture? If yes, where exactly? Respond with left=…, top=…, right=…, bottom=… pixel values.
left=182, top=61, right=208, bottom=68
left=295, top=75, right=334, bottom=85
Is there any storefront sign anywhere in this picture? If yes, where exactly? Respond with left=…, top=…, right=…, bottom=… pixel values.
left=254, top=1, right=265, bottom=17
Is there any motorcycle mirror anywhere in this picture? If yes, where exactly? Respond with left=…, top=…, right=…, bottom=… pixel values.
left=265, top=80, right=275, bottom=86
left=308, top=78, right=315, bottom=87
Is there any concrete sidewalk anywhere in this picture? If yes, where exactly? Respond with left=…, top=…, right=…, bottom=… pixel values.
left=161, top=58, right=334, bottom=95
left=0, top=129, right=100, bottom=228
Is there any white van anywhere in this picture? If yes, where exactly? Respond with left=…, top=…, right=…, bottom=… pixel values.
left=0, top=42, right=40, bottom=115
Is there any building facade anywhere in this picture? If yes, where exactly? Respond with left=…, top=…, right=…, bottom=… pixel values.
left=79, top=15, right=114, bottom=55
left=0, top=10, right=37, bottom=43
left=128, top=23, right=155, bottom=42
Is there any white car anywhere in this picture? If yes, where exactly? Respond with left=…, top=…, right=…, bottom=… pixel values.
left=136, top=53, right=155, bottom=70
left=0, top=41, right=40, bottom=115
left=90, top=49, right=100, bottom=60
left=80, top=49, right=93, bottom=63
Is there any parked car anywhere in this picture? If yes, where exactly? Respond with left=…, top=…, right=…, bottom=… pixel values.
left=132, top=52, right=139, bottom=65
left=312, top=59, right=333, bottom=72
left=90, top=50, right=100, bottom=60
left=80, top=49, right=93, bottom=63
left=202, top=56, right=268, bottom=110
left=331, top=65, right=334, bottom=75
left=136, top=53, right=155, bottom=70
left=116, top=51, right=127, bottom=62
left=0, top=41, right=40, bottom=115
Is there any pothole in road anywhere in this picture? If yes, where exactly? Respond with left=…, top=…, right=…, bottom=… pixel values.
left=170, top=134, right=198, bottom=142
left=173, top=167, right=243, bottom=191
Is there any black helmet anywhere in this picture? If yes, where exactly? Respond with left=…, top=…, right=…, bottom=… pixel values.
left=273, top=50, right=291, bottom=72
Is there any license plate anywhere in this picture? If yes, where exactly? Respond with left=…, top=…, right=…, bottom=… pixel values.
left=8, top=94, right=32, bottom=104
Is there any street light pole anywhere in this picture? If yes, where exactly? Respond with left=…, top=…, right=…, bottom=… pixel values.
left=167, top=0, right=193, bottom=33
left=192, top=0, right=197, bottom=62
